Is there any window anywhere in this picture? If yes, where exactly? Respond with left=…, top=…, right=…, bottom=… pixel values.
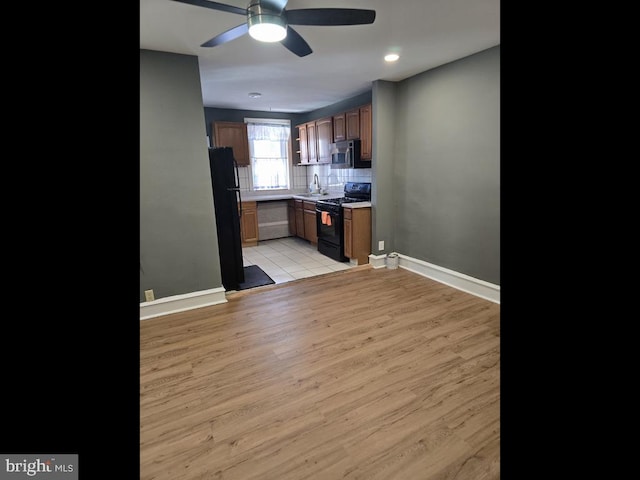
left=245, top=118, right=291, bottom=191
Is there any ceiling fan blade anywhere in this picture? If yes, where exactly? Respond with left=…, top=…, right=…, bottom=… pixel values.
left=261, top=0, right=289, bottom=14
left=201, top=23, right=249, bottom=47
left=280, top=26, right=312, bottom=57
left=286, top=8, right=376, bottom=26
left=171, top=0, right=246, bottom=16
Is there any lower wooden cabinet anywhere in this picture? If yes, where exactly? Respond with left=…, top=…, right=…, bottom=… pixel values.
left=303, top=200, right=318, bottom=244
left=344, top=207, right=371, bottom=264
left=294, top=200, right=305, bottom=238
left=287, top=199, right=296, bottom=235
left=240, top=201, right=258, bottom=247
left=292, top=199, right=318, bottom=244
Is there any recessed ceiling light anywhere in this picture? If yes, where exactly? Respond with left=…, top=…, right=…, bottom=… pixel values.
left=384, top=53, right=400, bottom=62
left=248, top=92, right=262, bottom=98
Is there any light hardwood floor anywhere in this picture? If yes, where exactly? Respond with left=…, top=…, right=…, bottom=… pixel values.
left=140, top=266, right=500, bottom=480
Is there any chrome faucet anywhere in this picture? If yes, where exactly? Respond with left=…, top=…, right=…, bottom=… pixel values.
left=311, top=173, right=320, bottom=192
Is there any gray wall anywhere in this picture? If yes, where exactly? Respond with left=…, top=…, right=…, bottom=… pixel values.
left=380, top=46, right=500, bottom=284
left=371, top=80, right=398, bottom=256
left=140, top=49, right=222, bottom=302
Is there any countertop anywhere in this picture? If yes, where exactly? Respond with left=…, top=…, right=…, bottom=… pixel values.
left=240, top=192, right=371, bottom=208
left=343, top=202, right=372, bottom=209
left=240, top=193, right=296, bottom=202
left=241, top=192, right=344, bottom=202
left=292, top=193, right=344, bottom=201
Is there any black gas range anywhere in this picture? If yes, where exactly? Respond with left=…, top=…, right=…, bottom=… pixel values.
left=315, top=182, right=371, bottom=261
left=316, top=182, right=372, bottom=211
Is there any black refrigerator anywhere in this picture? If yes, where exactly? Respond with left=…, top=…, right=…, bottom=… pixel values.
left=208, top=147, right=244, bottom=291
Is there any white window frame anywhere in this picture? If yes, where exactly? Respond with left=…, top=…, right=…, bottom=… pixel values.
left=244, top=118, right=292, bottom=192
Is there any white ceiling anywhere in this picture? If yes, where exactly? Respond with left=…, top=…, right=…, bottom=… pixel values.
left=140, top=0, right=500, bottom=113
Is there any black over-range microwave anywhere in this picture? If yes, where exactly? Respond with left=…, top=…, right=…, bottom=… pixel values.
left=330, top=139, right=369, bottom=169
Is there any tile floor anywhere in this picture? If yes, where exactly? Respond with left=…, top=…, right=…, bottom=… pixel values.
left=242, top=236, right=354, bottom=284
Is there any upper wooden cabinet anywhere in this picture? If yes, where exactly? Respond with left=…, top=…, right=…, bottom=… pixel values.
left=306, top=121, right=318, bottom=163
left=297, top=123, right=308, bottom=164
left=212, top=121, right=250, bottom=166
left=297, top=118, right=331, bottom=164
left=330, top=104, right=371, bottom=160
left=333, top=113, right=346, bottom=142
left=346, top=109, right=360, bottom=140
left=299, top=101, right=373, bottom=165
left=359, top=104, right=372, bottom=160
left=315, top=117, right=333, bottom=164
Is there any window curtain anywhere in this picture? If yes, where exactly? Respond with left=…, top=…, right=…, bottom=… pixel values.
left=246, top=122, right=290, bottom=190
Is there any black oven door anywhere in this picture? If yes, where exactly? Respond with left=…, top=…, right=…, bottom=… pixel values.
left=316, top=204, right=348, bottom=262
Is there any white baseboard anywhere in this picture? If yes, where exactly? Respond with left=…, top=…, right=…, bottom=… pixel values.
left=140, top=287, right=227, bottom=320
left=140, top=254, right=499, bottom=320
left=395, top=253, right=500, bottom=304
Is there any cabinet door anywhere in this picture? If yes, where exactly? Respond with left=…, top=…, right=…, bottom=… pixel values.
left=240, top=201, right=258, bottom=247
left=359, top=104, right=372, bottom=160
left=345, top=109, right=360, bottom=140
left=303, top=207, right=317, bottom=244
left=287, top=200, right=296, bottom=235
left=344, top=212, right=353, bottom=259
left=295, top=200, right=305, bottom=238
left=306, top=122, right=317, bottom=163
left=316, top=117, right=333, bottom=164
left=346, top=207, right=371, bottom=265
left=333, top=113, right=346, bottom=142
left=213, top=121, right=250, bottom=166
left=297, top=124, right=308, bottom=164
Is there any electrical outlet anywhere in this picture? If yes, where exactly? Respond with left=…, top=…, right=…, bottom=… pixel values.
left=378, top=240, right=385, bottom=251
left=145, top=289, right=155, bottom=302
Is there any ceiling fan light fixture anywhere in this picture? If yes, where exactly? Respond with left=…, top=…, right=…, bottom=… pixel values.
left=248, top=21, right=287, bottom=42
left=171, top=0, right=376, bottom=57
left=247, top=2, right=287, bottom=43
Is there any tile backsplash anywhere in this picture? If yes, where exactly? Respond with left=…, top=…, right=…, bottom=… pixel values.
left=307, top=164, right=372, bottom=193
left=292, top=165, right=308, bottom=190
left=236, top=164, right=371, bottom=193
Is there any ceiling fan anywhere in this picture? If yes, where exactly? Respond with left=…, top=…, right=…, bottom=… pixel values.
left=171, top=0, right=376, bottom=57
